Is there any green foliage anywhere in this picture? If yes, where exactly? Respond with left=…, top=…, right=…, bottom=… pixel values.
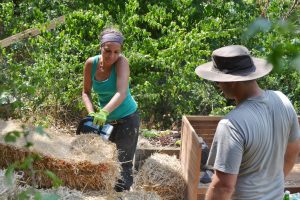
left=4, top=130, right=21, bottom=143
left=44, top=170, right=64, bottom=188
left=175, top=140, right=181, bottom=147
left=141, top=129, right=159, bottom=139
left=241, top=9, right=300, bottom=113
left=210, top=106, right=236, bottom=116
left=1, top=0, right=300, bottom=128
left=5, top=164, right=16, bottom=186
left=242, top=17, right=300, bottom=72
left=141, top=129, right=173, bottom=138
left=16, top=188, right=60, bottom=200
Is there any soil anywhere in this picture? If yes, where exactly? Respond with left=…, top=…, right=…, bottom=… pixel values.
left=137, top=131, right=181, bottom=148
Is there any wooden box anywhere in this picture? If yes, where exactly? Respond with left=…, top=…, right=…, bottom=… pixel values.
left=180, top=115, right=300, bottom=200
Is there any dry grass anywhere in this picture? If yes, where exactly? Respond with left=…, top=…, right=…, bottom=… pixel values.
left=0, top=119, right=187, bottom=200
left=0, top=119, right=120, bottom=192
left=133, top=153, right=186, bottom=200
left=0, top=169, right=161, bottom=200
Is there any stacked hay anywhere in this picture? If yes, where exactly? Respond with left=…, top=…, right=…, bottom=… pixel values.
left=84, top=190, right=161, bottom=200
left=133, top=153, right=186, bottom=200
left=0, top=119, right=120, bottom=192
left=119, top=191, right=161, bottom=200
left=0, top=169, right=160, bottom=200
left=0, top=168, right=106, bottom=200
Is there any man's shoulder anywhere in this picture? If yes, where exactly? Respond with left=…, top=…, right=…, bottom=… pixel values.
left=222, top=104, right=258, bottom=131
left=266, top=90, right=294, bottom=111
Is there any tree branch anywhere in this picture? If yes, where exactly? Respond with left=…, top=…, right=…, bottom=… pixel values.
left=283, top=0, right=299, bottom=20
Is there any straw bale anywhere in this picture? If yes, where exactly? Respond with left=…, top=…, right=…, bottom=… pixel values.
left=119, top=190, right=161, bottom=200
left=133, top=153, right=186, bottom=200
left=0, top=169, right=160, bottom=200
left=0, top=119, right=121, bottom=192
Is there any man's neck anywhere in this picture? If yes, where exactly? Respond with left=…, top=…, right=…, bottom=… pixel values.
left=235, top=81, right=263, bottom=104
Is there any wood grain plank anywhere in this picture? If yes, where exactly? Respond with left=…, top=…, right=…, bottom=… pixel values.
left=180, top=116, right=202, bottom=200
left=0, top=16, right=65, bottom=48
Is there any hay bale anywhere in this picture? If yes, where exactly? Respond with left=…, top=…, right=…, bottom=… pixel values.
left=133, top=153, right=186, bottom=200
left=0, top=169, right=160, bottom=200
left=0, top=168, right=109, bottom=200
left=0, top=119, right=121, bottom=192
left=120, top=191, right=161, bottom=200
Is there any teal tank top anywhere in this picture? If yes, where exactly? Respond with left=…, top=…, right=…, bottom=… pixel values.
left=91, top=55, right=137, bottom=121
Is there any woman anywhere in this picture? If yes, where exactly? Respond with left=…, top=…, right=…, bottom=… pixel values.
left=82, top=27, right=139, bottom=192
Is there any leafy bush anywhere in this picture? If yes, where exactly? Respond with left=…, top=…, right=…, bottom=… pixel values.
left=1, top=0, right=299, bottom=128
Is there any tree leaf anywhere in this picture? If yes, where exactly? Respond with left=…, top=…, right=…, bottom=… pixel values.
left=17, top=190, right=30, bottom=199
left=42, top=193, right=60, bottom=200
left=35, top=126, right=45, bottom=135
left=34, top=191, right=43, bottom=200
left=25, top=142, right=34, bottom=148
left=44, top=170, right=63, bottom=188
left=19, top=156, right=34, bottom=170
left=292, top=55, right=300, bottom=70
left=4, top=131, right=21, bottom=143
left=242, top=18, right=272, bottom=41
left=4, top=165, right=15, bottom=186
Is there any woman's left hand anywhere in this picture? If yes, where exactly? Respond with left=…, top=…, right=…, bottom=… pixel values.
left=89, top=109, right=109, bottom=126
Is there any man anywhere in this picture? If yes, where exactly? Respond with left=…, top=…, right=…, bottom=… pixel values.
left=195, top=45, right=300, bottom=200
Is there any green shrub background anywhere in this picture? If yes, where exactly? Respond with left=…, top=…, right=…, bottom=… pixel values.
left=1, top=0, right=299, bottom=128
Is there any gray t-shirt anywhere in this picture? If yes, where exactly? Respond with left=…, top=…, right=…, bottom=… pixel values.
left=207, top=90, right=300, bottom=200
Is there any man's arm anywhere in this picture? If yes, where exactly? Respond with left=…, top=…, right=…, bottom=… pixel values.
left=205, top=170, right=237, bottom=200
left=284, top=138, right=300, bottom=177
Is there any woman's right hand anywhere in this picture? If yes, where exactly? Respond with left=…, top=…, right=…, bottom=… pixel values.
left=89, top=109, right=109, bottom=126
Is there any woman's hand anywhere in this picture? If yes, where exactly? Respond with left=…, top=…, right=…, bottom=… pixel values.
left=89, top=109, right=110, bottom=126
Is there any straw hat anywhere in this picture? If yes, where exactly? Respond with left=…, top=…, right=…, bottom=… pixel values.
left=195, top=45, right=273, bottom=82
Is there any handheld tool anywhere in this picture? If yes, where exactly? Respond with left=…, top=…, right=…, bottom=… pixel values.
left=76, top=116, right=113, bottom=140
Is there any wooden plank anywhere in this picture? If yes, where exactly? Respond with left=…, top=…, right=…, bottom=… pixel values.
left=192, top=125, right=218, bottom=129
left=188, top=133, right=202, bottom=200
left=180, top=116, right=202, bottom=200
left=0, top=16, right=65, bottom=48
left=195, top=129, right=217, bottom=135
left=186, top=115, right=222, bottom=121
left=180, top=116, right=189, bottom=178
left=188, top=115, right=300, bottom=124
left=194, top=133, right=214, bottom=140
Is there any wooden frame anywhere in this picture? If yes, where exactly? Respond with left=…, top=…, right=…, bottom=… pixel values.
left=180, top=116, right=203, bottom=200
left=181, top=115, right=300, bottom=200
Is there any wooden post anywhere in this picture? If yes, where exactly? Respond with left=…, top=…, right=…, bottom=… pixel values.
left=0, top=16, right=65, bottom=48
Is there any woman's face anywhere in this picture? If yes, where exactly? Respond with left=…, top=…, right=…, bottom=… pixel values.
left=101, top=42, right=122, bottom=66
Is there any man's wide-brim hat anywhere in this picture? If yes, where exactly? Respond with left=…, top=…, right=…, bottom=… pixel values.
left=195, top=45, right=273, bottom=82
